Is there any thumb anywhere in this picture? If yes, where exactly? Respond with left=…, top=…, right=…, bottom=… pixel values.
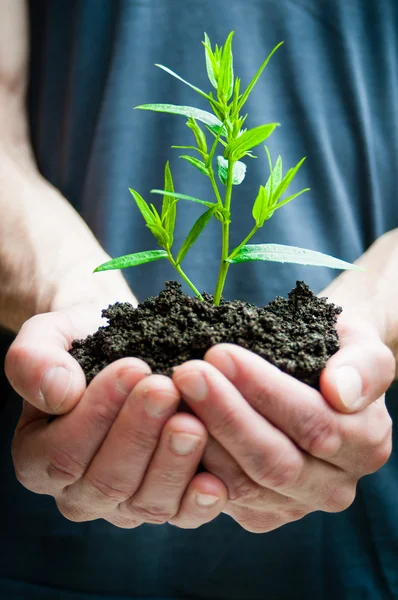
left=5, top=310, right=87, bottom=415
left=320, top=317, right=395, bottom=413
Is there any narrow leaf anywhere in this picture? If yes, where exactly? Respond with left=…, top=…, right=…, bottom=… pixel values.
left=227, top=244, right=363, bottom=271
left=176, top=207, right=216, bottom=264
left=186, top=118, right=208, bottom=153
left=160, top=161, right=177, bottom=247
left=180, top=155, right=209, bottom=176
left=265, top=154, right=283, bottom=198
left=203, top=33, right=218, bottom=88
left=218, top=31, right=234, bottom=102
left=275, top=188, right=310, bottom=210
left=252, top=185, right=271, bottom=226
left=94, top=250, right=168, bottom=272
left=151, top=189, right=215, bottom=208
left=135, top=104, right=222, bottom=130
left=154, top=65, right=209, bottom=99
left=226, top=123, right=279, bottom=161
left=216, top=156, right=247, bottom=185
left=129, top=188, right=155, bottom=226
left=237, top=41, right=284, bottom=112
left=274, top=157, right=306, bottom=201
left=172, top=145, right=207, bottom=158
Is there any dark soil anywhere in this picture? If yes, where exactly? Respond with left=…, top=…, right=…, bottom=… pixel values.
left=69, top=281, right=342, bottom=389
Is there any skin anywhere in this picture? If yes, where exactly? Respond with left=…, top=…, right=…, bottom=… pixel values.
left=1, top=0, right=397, bottom=532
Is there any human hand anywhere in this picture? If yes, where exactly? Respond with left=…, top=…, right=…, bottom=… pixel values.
left=5, top=304, right=227, bottom=529
left=172, top=315, right=395, bottom=533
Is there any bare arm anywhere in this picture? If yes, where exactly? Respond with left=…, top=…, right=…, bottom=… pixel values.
left=0, top=0, right=135, bottom=333
left=322, top=228, right=398, bottom=379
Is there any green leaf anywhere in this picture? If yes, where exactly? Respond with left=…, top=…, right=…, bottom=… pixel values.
left=129, top=188, right=155, bottom=226
left=264, top=154, right=283, bottom=198
left=94, top=250, right=168, bottom=272
left=227, top=244, right=363, bottom=271
left=216, top=156, right=247, bottom=185
left=176, top=206, right=216, bottom=264
left=160, top=162, right=177, bottom=246
left=275, top=188, right=310, bottom=210
left=252, top=185, right=272, bottom=226
left=151, top=189, right=215, bottom=208
left=237, top=41, right=284, bottom=113
left=203, top=33, right=218, bottom=88
left=180, top=155, right=209, bottom=176
left=274, top=157, right=306, bottom=202
left=217, top=31, right=234, bottom=102
left=172, top=145, right=207, bottom=157
left=135, top=104, right=222, bottom=130
left=154, top=64, right=209, bottom=99
left=225, top=123, right=279, bottom=161
left=186, top=118, right=208, bottom=153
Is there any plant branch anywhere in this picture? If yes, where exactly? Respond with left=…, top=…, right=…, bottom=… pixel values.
left=167, top=253, right=204, bottom=300
left=228, top=224, right=259, bottom=260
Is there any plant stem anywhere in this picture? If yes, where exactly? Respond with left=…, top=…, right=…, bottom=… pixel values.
left=208, top=168, right=223, bottom=206
left=213, top=159, right=234, bottom=305
left=228, top=224, right=259, bottom=260
left=167, top=254, right=204, bottom=300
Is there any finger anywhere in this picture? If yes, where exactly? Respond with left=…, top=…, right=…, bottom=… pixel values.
left=173, top=360, right=353, bottom=511
left=121, top=413, right=208, bottom=524
left=5, top=312, right=87, bottom=414
left=12, top=357, right=150, bottom=495
left=204, top=344, right=392, bottom=474
left=169, top=472, right=228, bottom=529
left=63, top=374, right=180, bottom=514
left=203, top=436, right=297, bottom=510
left=320, top=317, right=395, bottom=412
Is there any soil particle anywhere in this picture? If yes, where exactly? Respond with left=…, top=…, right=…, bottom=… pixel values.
left=69, top=280, right=342, bottom=389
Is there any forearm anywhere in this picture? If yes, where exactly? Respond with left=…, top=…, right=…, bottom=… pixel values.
left=0, top=147, right=135, bottom=332
left=322, top=229, right=398, bottom=378
left=0, top=1, right=135, bottom=333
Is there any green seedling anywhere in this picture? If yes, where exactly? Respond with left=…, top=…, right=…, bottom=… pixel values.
left=95, top=32, right=361, bottom=305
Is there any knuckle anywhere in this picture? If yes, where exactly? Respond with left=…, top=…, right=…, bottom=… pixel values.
left=46, top=447, right=86, bottom=484
left=284, top=507, right=309, bottom=522
left=364, top=433, right=392, bottom=473
left=106, top=514, right=142, bottom=529
left=296, top=409, right=340, bottom=458
left=128, top=501, right=175, bottom=525
left=255, top=452, right=302, bottom=491
left=210, top=405, right=241, bottom=442
left=228, top=474, right=261, bottom=504
left=56, top=498, right=92, bottom=523
left=86, top=400, right=122, bottom=432
left=85, top=475, right=131, bottom=504
left=322, top=481, right=357, bottom=513
left=240, top=513, right=283, bottom=534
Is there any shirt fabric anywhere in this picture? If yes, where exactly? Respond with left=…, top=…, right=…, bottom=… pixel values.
left=0, top=0, right=398, bottom=598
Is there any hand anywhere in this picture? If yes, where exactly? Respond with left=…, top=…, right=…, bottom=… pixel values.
left=5, top=304, right=227, bottom=529
left=172, top=315, right=395, bottom=533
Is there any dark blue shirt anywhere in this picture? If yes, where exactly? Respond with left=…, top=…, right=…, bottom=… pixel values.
left=0, top=1, right=397, bottom=598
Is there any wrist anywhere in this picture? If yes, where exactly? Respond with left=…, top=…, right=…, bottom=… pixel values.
left=48, top=249, right=138, bottom=314
left=321, top=228, right=398, bottom=377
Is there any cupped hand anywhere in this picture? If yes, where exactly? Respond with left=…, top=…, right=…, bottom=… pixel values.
left=173, top=315, right=395, bottom=533
left=5, top=305, right=227, bottom=529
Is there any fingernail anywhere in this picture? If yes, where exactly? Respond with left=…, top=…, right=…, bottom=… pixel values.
left=336, top=366, right=363, bottom=409
left=144, top=389, right=176, bottom=418
left=174, top=370, right=208, bottom=402
left=39, top=366, right=73, bottom=411
left=215, top=351, right=236, bottom=380
left=116, top=367, right=148, bottom=396
left=170, top=432, right=201, bottom=455
left=196, top=493, right=219, bottom=507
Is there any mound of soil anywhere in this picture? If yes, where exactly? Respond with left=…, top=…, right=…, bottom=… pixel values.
left=69, top=280, right=342, bottom=389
